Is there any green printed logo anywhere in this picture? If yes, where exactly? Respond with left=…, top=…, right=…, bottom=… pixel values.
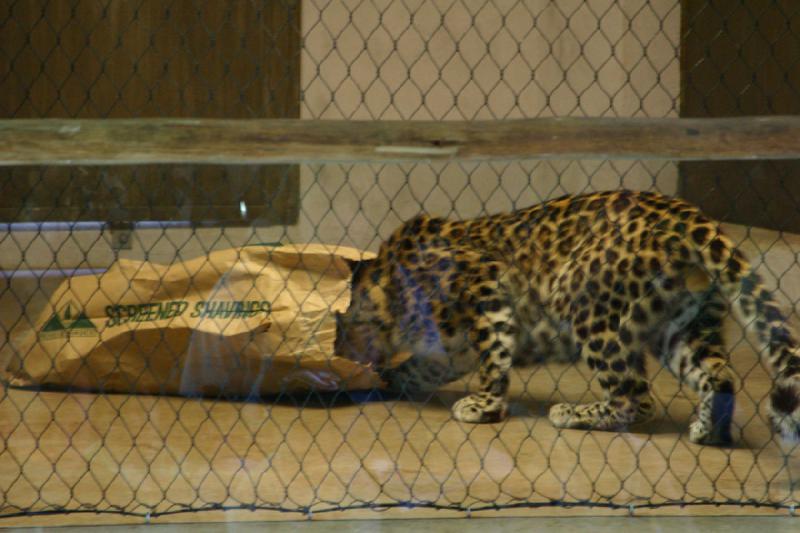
left=40, top=301, right=98, bottom=339
left=103, top=299, right=272, bottom=327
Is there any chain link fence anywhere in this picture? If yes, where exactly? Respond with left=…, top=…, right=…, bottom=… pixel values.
left=1, top=0, right=799, bottom=521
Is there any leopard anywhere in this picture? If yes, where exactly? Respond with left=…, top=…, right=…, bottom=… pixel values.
left=334, top=189, right=800, bottom=446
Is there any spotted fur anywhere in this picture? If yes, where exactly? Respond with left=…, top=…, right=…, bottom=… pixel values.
left=334, top=190, right=800, bottom=446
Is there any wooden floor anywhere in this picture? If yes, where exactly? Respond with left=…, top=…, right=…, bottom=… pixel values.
left=0, top=337, right=798, bottom=526
left=1, top=223, right=800, bottom=526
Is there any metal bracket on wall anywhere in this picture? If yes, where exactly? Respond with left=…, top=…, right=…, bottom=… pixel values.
left=109, top=222, right=133, bottom=250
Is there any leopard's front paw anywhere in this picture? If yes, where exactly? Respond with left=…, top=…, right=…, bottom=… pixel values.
left=548, top=403, right=599, bottom=430
left=548, top=403, right=576, bottom=428
left=452, top=393, right=508, bottom=424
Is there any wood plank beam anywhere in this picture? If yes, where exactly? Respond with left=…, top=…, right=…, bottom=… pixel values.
left=2, top=116, right=800, bottom=165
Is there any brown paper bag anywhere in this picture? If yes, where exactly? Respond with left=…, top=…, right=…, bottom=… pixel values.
left=1, top=244, right=383, bottom=396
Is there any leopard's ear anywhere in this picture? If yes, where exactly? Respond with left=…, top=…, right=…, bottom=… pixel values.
left=345, top=258, right=377, bottom=285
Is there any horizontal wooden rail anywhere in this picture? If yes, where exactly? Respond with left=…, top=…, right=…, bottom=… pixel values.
left=1, top=116, right=800, bottom=165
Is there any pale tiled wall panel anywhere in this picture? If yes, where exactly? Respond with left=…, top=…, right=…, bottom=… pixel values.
left=3, top=0, right=681, bottom=270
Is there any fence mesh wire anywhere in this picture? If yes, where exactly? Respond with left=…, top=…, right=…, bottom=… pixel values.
left=1, top=0, right=799, bottom=520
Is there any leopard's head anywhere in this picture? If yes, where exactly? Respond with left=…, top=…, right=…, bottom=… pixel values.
left=334, top=258, right=394, bottom=367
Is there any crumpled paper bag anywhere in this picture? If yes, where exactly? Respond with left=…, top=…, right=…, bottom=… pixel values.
left=2, top=244, right=383, bottom=396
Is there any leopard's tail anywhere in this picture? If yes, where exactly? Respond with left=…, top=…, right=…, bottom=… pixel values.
left=692, top=226, right=800, bottom=442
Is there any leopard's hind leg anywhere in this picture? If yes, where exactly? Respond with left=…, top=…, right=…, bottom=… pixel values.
left=660, top=292, right=736, bottom=446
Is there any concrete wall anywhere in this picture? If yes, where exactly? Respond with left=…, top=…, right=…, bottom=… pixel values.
left=1, top=0, right=682, bottom=273
left=294, top=0, right=681, bottom=249
left=6, top=2, right=800, bottom=363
